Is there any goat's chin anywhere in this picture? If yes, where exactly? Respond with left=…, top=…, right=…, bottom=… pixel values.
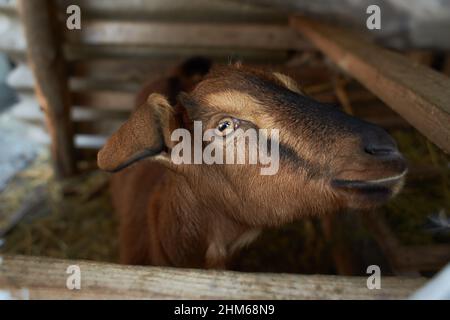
left=331, top=175, right=405, bottom=210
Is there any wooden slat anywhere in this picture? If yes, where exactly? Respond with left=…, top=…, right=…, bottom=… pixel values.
left=69, top=59, right=306, bottom=83
left=74, top=118, right=124, bottom=135
left=290, top=17, right=450, bottom=154
left=9, top=62, right=153, bottom=93
left=57, top=0, right=286, bottom=24
left=64, top=45, right=294, bottom=63
left=70, top=59, right=178, bottom=83
left=72, top=91, right=134, bottom=111
left=65, top=20, right=308, bottom=51
left=0, top=255, right=426, bottom=299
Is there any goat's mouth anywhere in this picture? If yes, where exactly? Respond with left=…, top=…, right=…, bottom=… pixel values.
left=331, top=170, right=407, bottom=208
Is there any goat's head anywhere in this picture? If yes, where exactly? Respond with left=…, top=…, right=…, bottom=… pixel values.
left=98, top=64, right=407, bottom=226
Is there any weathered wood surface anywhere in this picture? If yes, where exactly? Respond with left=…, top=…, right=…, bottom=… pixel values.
left=290, top=17, right=450, bottom=154
left=1, top=0, right=295, bottom=61
left=72, top=91, right=134, bottom=111
left=0, top=255, right=426, bottom=300
left=64, top=45, right=294, bottom=62
left=70, top=59, right=177, bottom=84
left=57, top=0, right=286, bottom=23
left=65, top=20, right=309, bottom=51
left=17, top=0, right=77, bottom=178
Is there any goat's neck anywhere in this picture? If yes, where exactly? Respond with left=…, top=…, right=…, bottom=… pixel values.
left=160, top=170, right=259, bottom=268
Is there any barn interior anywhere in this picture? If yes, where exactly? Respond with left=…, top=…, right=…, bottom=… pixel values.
left=0, top=0, right=449, bottom=299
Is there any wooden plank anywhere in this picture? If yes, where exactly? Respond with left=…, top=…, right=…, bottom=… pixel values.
left=0, top=255, right=426, bottom=299
left=70, top=59, right=284, bottom=83
left=72, top=106, right=129, bottom=121
left=72, top=91, right=134, bottom=111
left=57, top=0, right=287, bottom=23
left=64, top=45, right=294, bottom=62
left=74, top=118, right=124, bottom=135
left=17, top=0, right=76, bottom=178
left=406, top=50, right=434, bottom=66
left=65, top=20, right=308, bottom=51
left=9, top=63, right=148, bottom=92
left=290, top=17, right=450, bottom=154
left=70, top=59, right=178, bottom=83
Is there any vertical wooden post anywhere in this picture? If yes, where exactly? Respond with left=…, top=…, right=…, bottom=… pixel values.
left=17, top=0, right=76, bottom=178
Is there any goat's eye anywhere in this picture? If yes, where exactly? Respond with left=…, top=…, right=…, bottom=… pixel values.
left=215, top=117, right=237, bottom=136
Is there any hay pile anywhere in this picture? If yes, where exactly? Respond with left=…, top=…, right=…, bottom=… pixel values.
left=0, top=152, right=118, bottom=262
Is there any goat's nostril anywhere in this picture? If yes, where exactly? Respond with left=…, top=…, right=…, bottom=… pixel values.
left=364, top=145, right=397, bottom=156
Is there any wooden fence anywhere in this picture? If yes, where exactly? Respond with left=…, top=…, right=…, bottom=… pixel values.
left=0, top=255, right=426, bottom=299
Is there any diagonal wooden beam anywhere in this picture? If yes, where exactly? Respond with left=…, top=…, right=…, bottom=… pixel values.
left=290, top=17, right=450, bottom=154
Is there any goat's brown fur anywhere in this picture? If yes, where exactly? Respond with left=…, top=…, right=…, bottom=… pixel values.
left=99, top=58, right=407, bottom=268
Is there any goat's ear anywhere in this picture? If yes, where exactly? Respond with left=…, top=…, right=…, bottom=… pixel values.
left=272, top=72, right=304, bottom=95
left=98, top=93, right=175, bottom=172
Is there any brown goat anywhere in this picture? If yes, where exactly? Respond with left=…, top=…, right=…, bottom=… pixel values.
left=98, top=58, right=407, bottom=269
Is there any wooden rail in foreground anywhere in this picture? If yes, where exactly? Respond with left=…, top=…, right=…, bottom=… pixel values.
left=0, top=255, right=426, bottom=299
left=290, top=17, right=450, bottom=154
